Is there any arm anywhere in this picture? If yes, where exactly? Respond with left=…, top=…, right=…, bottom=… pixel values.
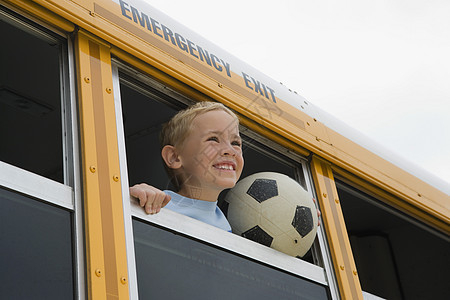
left=129, top=183, right=171, bottom=214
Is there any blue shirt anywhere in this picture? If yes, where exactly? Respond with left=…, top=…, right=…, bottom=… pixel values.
left=163, top=190, right=231, bottom=232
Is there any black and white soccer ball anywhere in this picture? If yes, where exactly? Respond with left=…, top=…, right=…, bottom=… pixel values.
left=225, top=172, right=318, bottom=257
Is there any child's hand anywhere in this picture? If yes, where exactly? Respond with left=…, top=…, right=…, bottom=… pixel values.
left=129, top=183, right=171, bottom=215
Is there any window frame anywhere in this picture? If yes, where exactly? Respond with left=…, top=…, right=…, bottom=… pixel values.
left=0, top=6, right=85, bottom=299
left=334, top=176, right=450, bottom=300
left=112, top=62, right=339, bottom=299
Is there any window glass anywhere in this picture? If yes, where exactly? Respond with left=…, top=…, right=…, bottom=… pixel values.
left=120, top=81, right=178, bottom=189
left=0, top=188, right=74, bottom=299
left=133, top=219, right=329, bottom=300
left=0, top=9, right=78, bottom=298
left=118, top=69, right=328, bottom=298
left=0, top=15, right=64, bottom=183
left=120, top=81, right=302, bottom=190
left=120, top=80, right=318, bottom=261
left=337, top=181, right=450, bottom=300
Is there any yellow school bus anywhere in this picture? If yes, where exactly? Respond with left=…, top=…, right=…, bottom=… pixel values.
left=1, top=0, right=449, bottom=299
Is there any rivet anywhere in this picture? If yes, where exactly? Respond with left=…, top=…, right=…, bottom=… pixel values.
left=95, top=269, right=102, bottom=277
left=89, top=165, right=96, bottom=173
left=120, top=277, right=127, bottom=284
left=313, top=118, right=317, bottom=122
left=335, top=198, right=339, bottom=204
left=84, top=77, right=90, bottom=83
left=417, top=193, right=422, bottom=197
left=353, top=270, right=358, bottom=276
left=106, top=87, right=112, bottom=94
left=340, top=265, right=345, bottom=271
left=218, top=83, right=223, bottom=88
left=306, top=122, right=310, bottom=126
left=322, top=193, right=327, bottom=198
left=113, top=175, right=119, bottom=182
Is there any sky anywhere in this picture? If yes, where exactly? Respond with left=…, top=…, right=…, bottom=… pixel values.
left=146, top=0, right=450, bottom=189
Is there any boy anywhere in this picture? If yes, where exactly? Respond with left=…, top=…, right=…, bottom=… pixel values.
left=130, top=101, right=244, bottom=232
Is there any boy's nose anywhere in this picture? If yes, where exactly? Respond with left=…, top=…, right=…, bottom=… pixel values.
left=221, top=143, right=237, bottom=156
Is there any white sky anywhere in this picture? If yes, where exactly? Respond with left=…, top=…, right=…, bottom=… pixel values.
left=147, top=0, right=450, bottom=187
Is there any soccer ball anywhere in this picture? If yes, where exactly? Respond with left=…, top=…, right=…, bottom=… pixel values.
left=225, top=172, right=318, bottom=257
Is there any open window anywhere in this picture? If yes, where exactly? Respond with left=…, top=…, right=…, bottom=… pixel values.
left=114, top=62, right=336, bottom=299
left=0, top=6, right=82, bottom=298
left=336, top=179, right=450, bottom=300
left=0, top=9, right=63, bottom=183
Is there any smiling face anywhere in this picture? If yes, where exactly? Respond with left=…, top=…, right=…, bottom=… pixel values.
left=173, top=110, right=244, bottom=201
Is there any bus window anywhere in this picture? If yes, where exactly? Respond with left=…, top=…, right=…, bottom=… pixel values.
left=0, top=188, right=74, bottom=299
left=0, top=8, right=79, bottom=299
left=336, top=180, right=450, bottom=300
left=133, top=218, right=329, bottom=300
left=119, top=79, right=179, bottom=190
left=115, top=66, right=331, bottom=299
left=0, top=13, right=63, bottom=183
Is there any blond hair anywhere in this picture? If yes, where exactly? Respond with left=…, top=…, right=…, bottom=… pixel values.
left=160, top=101, right=238, bottom=148
left=160, top=101, right=239, bottom=190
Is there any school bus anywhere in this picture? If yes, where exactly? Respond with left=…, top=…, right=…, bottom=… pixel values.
left=1, top=0, right=449, bottom=299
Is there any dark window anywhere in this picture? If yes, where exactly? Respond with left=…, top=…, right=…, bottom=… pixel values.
left=119, top=80, right=302, bottom=191
left=0, top=188, right=74, bottom=299
left=0, top=14, right=64, bottom=183
left=133, top=219, right=329, bottom=300
left=120, top=81, right=178, bottom=189
left=119, top=71, right=325, bottom=298
left=337, top=181, right=450, bottom=300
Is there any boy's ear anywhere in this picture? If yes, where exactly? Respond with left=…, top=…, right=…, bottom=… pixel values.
left=161, top=145, right=182, bottom=169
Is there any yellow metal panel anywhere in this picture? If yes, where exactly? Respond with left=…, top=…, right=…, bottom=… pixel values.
left=96, top=38, right=129, bottom=300
left=4, top=0, right=74, bottom=32
left=332, top=165, right=450, bottom=235
left=71, top=0, right=94, bottom=13
left=33, top=0, right=323, bottom=154
left=75, top=30, right=129, bottom=300
left=110, top=47, right=311, bottom=159
left=33, top=0, right=448, bottom=229
left=239, top=116, right=310, bottom=158
left=75, top=31, right=106, bottom=300
left=311, top=156, right=363, bottom=300
left=323, top=126, right=450, bottom=232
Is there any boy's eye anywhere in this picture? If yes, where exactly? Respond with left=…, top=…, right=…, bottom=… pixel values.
left=232, top=140, right=242, bottom=147
left=207, top=136, right=219, bottom=142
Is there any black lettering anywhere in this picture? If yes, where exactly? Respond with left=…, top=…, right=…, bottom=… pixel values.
left=150, top=18, right=163, bottom=38
left=131, top=7, right=152, bottom=30
left=197, top=46, right=212, bottom=66
left=266, top=86, right=276, bottom=102
left=119, top=2, right=235, bottom=80
left=161, top=24, right=176, bottom=45
left=261, top=83, right=269, bottom=99
left=220, top=59, right=231, bottom=77
left=251, top=77, right=264, bottom=96
left=211, top=54, right=222, bottom=72
left=175, top=33, right=188, bottom=52
left=119, top=0, right=132, bottom=20
left=187, top=40, right=198, bottom=58
left=242, top=72, right=253, bottom=90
